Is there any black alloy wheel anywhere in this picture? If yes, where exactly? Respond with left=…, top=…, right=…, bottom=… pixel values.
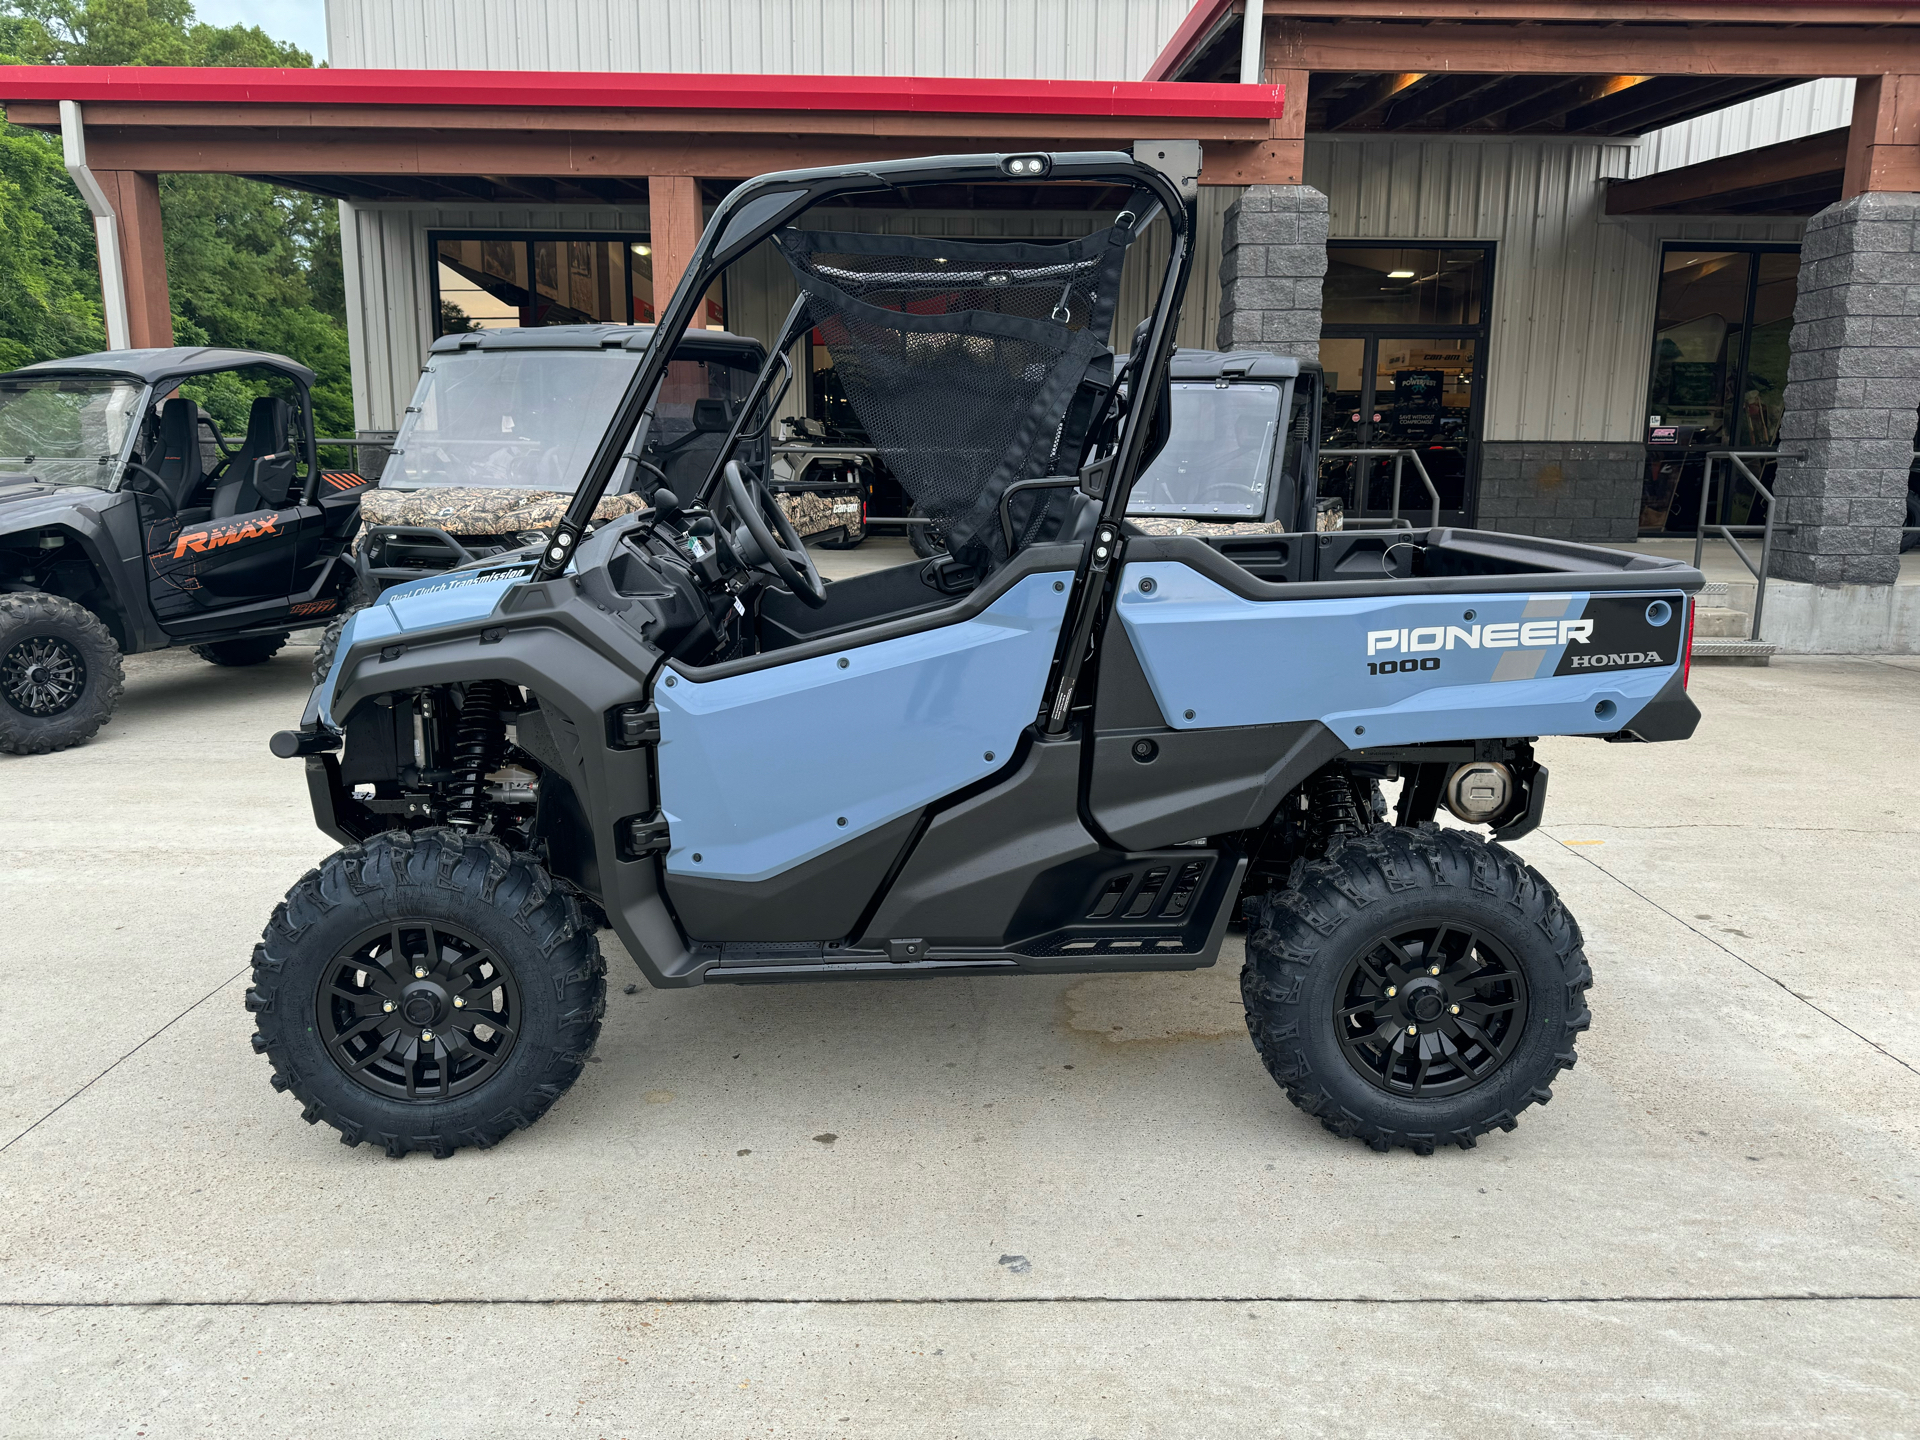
left=1240, top=824, right=1590, bottom=1154
left=0, top=592, right=124, bottom=755
left=317, top=919, right=522, bottom=1102
left=1333, top=922, right=1528, bottom=1099
left=2, top=633, right=87, bottom=717
left=249, top=829, right=605, bottom=1157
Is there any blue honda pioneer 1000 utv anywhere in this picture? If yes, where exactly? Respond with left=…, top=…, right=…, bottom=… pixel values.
left=255, top=146, right=1703, bottom=1158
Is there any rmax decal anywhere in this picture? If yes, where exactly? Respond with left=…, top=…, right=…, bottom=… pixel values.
left=1367, top=619, right=1594, bottom=655
left=172, top=513, right=279, bottom=558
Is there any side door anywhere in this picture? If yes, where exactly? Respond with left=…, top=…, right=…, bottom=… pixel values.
left=144, top=379, right=318, bottom=634
left=650, top=559, right=1078, bottom=942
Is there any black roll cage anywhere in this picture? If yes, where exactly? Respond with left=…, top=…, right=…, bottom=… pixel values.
left=534, top=149, right=1197, bottom=584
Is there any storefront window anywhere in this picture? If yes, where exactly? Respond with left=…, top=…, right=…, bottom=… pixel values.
left=1322, top=247, right=1486, bottom=328
left=431, top=234, right=731, bottom=337
left=1639, top=243, right=1800, bottom=533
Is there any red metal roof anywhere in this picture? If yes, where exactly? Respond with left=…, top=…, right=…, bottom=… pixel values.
left=0, top=65, right=1286, bottom=119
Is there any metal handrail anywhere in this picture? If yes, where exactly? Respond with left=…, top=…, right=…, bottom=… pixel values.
left=1319, top=447, right=1443, bottom=530
left=1694, top=449, right=1793, bottom=641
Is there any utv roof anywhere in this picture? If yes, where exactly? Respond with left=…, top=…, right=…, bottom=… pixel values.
left=1, top=347, right=316, bottom=387
left=428, top=324, right=764, bottom=363
left=1167, top=349, right=1306, bottom=382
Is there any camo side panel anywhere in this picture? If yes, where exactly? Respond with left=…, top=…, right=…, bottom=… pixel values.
left=776, top=490, right=864, bottom=539
left=359, top=487, right=651, bottom=535
left=1127, top=518, right=1286, bottom=539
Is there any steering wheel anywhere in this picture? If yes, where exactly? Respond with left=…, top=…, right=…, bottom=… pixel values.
left=720, top=459, right=827, bottom=609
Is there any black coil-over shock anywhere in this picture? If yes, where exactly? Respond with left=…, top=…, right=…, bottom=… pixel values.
left=447, top=680, right=510, bottom=829
left=1307, top=765, right=1371, bottom=845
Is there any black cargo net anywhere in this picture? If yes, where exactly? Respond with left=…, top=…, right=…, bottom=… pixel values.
left=777, top=217, right=1141, bottom=570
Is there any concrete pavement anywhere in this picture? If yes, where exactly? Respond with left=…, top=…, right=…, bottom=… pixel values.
left=0, top=614, right=1914, bottom=1436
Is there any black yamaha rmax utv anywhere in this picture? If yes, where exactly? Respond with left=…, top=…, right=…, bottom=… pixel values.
left=349, top=324, right=774, bottom=601
left=0, top=348, right=366, bottom=754
left=257, top=145, right=1703, bottom=1159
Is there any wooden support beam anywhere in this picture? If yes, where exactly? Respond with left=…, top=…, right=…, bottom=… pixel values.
left=1261, top=1, right=1916, bottom=21
left=1444, top=74, right=1569, bottom=129
left=647, top=175, right=702, bottom=314
left=1270, top=19, right=1915, bottom=77
left=1506, top=72, right=1650, bottom=130
left=1844, top=72, right=1920, bottom=195
left=93, top=170, right=171, bottom=349
left=1379, top=72, right=1509, bottom=128
left=1606, top=126, right=1847, bottom=213
left=1322, top=71, right=1428, bottom=130
left=1563, top=73, right=1785, bottom=133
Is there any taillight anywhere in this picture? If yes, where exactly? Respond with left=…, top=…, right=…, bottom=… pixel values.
left=1681, top=597, right=1696, bottom=689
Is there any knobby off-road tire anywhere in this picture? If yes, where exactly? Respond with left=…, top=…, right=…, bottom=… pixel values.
left=0, top=592, right=124, bottom=755
left=1241, top=824, right=1590, bottom=1154
left=191, top=633, right=288, bottom=667
left=247, top=828, right=606, bottom=1158
left=311, top=612, right=351, bottom=683
left=309, top=573, right=384, bottom=683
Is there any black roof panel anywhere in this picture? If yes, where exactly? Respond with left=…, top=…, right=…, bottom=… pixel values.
left=1, top=346, right=315, bottom=387
left=427, top=324, right=764, bottom=362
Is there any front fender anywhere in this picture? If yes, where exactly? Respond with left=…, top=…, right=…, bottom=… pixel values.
left=314, top=574, right=710, bottom=988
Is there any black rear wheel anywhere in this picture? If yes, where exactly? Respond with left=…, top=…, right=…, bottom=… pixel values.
left=1242, top=825, right=1589, bottom=1154
left=191, top=634, right=288, bottom=667
left=248, top=829, right=606, bottom=1158
left=0, top=592, right=124, bottom=755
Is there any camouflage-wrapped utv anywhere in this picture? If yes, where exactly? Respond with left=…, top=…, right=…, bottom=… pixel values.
left=353, top=325, right=769, bottom=592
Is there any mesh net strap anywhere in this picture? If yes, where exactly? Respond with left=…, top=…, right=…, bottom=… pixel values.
left=776, top=215, right=1140, bottom=571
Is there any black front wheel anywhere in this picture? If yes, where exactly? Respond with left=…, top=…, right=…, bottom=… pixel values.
left=1242, top=825, right=1590, bottom=1154
left=247, top=829, right=606, bottom=1158
left=0, top=592, right=125, bottom=755
left=908, top=507, right=949, bottom=559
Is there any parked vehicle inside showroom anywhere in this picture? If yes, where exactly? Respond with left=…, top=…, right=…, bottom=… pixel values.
left=256, top=145, right=1704, bottom=1161
left=0, top=348, right=367, bottom=754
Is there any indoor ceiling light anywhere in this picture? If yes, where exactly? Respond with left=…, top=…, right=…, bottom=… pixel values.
left=632, top=243, right=651, bottom=256
left=1387, top=269, right=1416, bottom=279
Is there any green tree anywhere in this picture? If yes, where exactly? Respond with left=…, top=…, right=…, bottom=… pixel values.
left=0, top=0, right=355, bottom=436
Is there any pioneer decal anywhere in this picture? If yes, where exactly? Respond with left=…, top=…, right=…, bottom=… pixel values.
left=1367, top=619, right=1594, bottom=656
left=171, top=513, right=280, bottom=559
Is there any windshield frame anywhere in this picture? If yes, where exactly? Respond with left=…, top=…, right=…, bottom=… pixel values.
left=0, top=374, right=151, bottom=492
left=1124, top=377, right=1292, bottom=523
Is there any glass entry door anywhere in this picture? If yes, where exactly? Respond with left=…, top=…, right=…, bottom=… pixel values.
left=1318, top=245, right=1491, bottom=526
left=1638, top=244, right=1799, bottom=533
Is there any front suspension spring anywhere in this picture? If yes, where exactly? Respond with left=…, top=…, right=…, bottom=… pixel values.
left=447, top=680, right=509, bottom=829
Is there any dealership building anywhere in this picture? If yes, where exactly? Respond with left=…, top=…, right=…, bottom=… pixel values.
left=2, top=0, right=1915, bottom=640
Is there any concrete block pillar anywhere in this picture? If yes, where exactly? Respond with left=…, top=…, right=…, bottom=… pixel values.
left=1768, top=190, right=1919, bottom=586
left=1216, top=183, right=1329, bottom=362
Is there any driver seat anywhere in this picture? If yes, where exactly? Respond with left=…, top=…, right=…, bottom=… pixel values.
left=212, top=397, right=295, bottom=518
left=140, top=398, right=204, bottom=511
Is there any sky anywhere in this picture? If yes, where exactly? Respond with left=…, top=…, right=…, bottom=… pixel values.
left=190, top=0, right=328, bottom=61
